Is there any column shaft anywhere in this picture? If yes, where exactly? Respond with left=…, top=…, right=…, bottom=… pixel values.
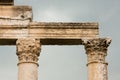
left=16, top=38, right=41, bottom=80
left=82, top=38, right=111, bottom=80
left=88, top=62, right=108, bottom=80
left=18, top=63, right=38, bottom=80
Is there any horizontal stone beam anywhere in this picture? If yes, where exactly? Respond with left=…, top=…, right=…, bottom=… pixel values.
left=0, top=22, right=99, bottom=45
left=29, top=22, right=99, bottom=39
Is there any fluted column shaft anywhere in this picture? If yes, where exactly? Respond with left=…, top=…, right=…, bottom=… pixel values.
left=16, top=38, right=41, bottom=80
left=82, top=38, right=111, bottom=80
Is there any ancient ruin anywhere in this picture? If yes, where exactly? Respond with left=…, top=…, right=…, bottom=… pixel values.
left=0, top=0, right=111, bottom=80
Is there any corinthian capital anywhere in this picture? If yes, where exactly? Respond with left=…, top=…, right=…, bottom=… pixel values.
left=82, top=38, right=111, bottom=64
left=82, top=38, right=111, bottom=53
left=16, top=38, right=41, bottom=64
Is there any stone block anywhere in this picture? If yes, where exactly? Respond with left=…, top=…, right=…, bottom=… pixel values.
left=0, top=6, right=32, bottom=21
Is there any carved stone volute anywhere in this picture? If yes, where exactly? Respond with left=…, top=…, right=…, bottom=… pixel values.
left=16, top=38, right=41, bottom=65
left=82, top=38, right=111, bottom=64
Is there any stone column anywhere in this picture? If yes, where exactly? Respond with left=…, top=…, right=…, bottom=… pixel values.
left=82, top=38, right=111, bottom=80
left=16, top=38, right=41, bottom=80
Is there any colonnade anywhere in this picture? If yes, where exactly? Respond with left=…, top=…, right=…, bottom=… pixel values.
left=16, top=38, right=111, bottom=80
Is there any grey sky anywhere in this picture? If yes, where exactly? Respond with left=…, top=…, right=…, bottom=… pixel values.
left=0, top=0, right=120, bottom=80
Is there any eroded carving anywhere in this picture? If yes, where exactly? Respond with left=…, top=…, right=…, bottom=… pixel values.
left=82, top=38, right=111, bottom=64
left=16, top=38, right=41, bottom=64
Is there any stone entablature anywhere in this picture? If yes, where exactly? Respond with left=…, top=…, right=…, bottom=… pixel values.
left=0, top=1, right=112, bottom=80
left=0, top=22, right=99, bottom=45
left=0, top=5, right=99, bottom=45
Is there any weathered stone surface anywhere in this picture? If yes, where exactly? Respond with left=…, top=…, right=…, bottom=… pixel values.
left=16, top=38, right=41, bottom=65
left=82, top=38, right=111, bottom=64
left=0, top=1, right=112, bottom=80
left=0, top=6, right=99, bottom=45
left=18, top=63, right=38, bottom=80
left=0, top=2, right=112, bottom=80
left=0, top=6, right=32, bottom=21
left=16, top=38, right=41, bottom=80
left=0, top=19, right=30, bottom=25
left=88, top=63, right=108, bottom=80
left=82, top=38, right=111, bottom=80
left=0, top=22, right=99, bottom=45
left=29, top=22, right=98, bottom=39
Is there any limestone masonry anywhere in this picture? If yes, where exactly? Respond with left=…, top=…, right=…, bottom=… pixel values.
left=0, top=0, right=111, bottom=80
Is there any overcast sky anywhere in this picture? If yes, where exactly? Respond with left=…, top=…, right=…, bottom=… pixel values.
left=0, top=0, right=120, bottom=80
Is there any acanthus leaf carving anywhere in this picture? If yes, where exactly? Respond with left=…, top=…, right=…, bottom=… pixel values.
left=82, top=38, right=111, bottom=64
left=16, top=38, right=41, bottom=64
